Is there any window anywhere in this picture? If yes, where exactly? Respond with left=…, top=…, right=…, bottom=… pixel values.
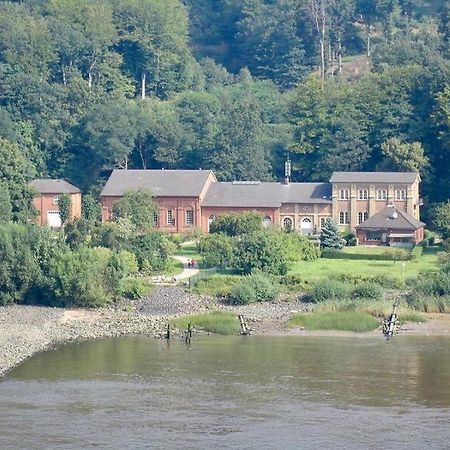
left=185, top=209, right=194, bottom=226
left=395, top=189, right=406, bottom=200
left=357, top=189, right=368, bottom=200
left=262, top=216, right=272, bottom=228
left=339, top=211, right=349, bottom=225
left=153, top=211, right=158, bottom=227
left=320, top=217, right=327, bottom=228
left=339, top=189, right=349, bottom=200
left=358, top=211, right=369, bottom=224
left=376, top=189, right=387, bottom=200
left=167, top=209, right=176, bottom=226
left=283, top=217, right=293, bottom=231
left=367, top=231, right=382, bottom=242
left=53, top=195, right=59, bottom=205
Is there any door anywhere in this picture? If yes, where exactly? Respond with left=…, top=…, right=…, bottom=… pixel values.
left=47, top=211, right=62, bottom=228
left=300, top=217, right=313, bottom=235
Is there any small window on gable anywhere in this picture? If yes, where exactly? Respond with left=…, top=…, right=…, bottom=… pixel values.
left=339, top=189, right=349, bottom=200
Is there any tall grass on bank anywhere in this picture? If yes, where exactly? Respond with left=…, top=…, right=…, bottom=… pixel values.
left=289, top=312, right=380, bottom=333
left=406, top=295, right=450, bottom=313
left=171, top=311, right=241, bottom=335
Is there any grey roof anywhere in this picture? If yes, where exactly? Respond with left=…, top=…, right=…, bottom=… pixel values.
left=356, top=206, right=425, bottom=230
left=202, top=182, right=332, bottom=207
left=30, top=179, right=80, bottom=194
left=100, top=169, right=215, bottom=197
left=330, top=172, right=419, bottom=183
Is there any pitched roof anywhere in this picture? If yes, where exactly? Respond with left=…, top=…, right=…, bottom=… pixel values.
left=30, top=179, right=80, bottom=194
left=356, top=205, right=425, bottom=230
left=100, top=169, right=215, bottom=197
left=202, top=182, right=332, bottom=207
left=330, top=172, right=419, bottom=184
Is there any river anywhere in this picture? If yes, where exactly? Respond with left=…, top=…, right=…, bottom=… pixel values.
left=1, top=335, right=450, bottom=449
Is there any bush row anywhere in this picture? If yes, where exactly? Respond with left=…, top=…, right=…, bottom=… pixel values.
left=309, top=279, right=384, bottom=303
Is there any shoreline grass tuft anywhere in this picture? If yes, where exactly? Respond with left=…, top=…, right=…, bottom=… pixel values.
left=289, top=311, right=380, bottom=333
left=171, top=311, right=241, bottom=335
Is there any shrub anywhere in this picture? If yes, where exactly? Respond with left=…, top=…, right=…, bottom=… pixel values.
left=415, top=271, right=450, bottom=297
left=382, top=249, right=413, bottom=262
left=343, top=232, right=357, bottom=246
left=406, top=295, right=450, bottom=313
left=352, top=282, right=384, bottom=300
left=198, top=233, right=234, bottom=268
left=411, top=246, right=423, bottom=259
left=119, top=278, right=151, bottom=299
left=309, top=279, right=351, bottom=303
left=285, top=234, right=321, bottom=261
left=229, top=272, right=278, bottom=304
left=209, top=212, right=263, bottom=236
left=229, top=281, right=257, bottom=305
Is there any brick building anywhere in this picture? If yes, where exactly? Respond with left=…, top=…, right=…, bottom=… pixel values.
left=30, top=179, right=81, bottom=227
left=99, top=169, right=424, bottom=245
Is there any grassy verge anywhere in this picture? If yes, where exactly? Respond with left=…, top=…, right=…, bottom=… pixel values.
left=289, top=311, right=380, bottom=333
left=176, top=243, right=202, bottom=261
left=171, top=311, right=241, bottom=335
left=190, top=273, right=241, bottom=296
left=162, top=259, right=185, bottom=277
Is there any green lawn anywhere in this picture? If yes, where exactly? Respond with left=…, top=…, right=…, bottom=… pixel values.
left=176, top=243, right=202, bottom=262
left=288, top=246, right=439, bottom=282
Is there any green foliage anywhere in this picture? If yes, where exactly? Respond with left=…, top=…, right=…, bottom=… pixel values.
left=209, top=212, right=263, bottom=236
left=112, top=189, right=157, bottom=231
left=229, top=272, right=278, bottom=305
left=171, top=311, right=241, bottom=335
left=288, top=312, right=380, bottom=333
left=414, top=271, right=450, bottom=297
left=382, top=249, right=413, bottom=262
left=352, top=282, right=384, bottom=300
left=82, top=194, right=102, bottom=223
left=192, top=275, right=240, bottom=297
left=198, top=233, right=234, bottom=268
left=320, top=219, right=346, bottom=250
left=57, top=193, right=72, bottom=225
left=431, top=202, right=450, bottom=239
left=343, top=232, right=357, bottom=247
left=309, top=279, right=352, bottom=303
left=118, top=277, right=151, bottom=299
left=0, top=182, right=12, bottom=223
left=234, top=231, right=288, bottom=275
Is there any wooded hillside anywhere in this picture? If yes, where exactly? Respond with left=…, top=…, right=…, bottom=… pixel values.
left=0, top=0, right=449, bottom=222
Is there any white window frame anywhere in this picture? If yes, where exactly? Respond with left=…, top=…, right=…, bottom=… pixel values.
left=357, top=189, right=368, bottom=200
left=185, top=209, right=194, bottom=226
left=395, top=189, right=406, bottom=200
left=339, top=189, right=349, bottom=200
left=153, top=211, right=158, bottom=227
left=339, top=211, right=350, bottom=225
left=376, top=189, right=387, bottom=201
left=283, top=217, right=293, bottom=230
left=167, top=209, right=176, bottom=226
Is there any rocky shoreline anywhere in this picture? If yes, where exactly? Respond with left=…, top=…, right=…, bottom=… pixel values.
left=1, top=286, right=449, bottom=378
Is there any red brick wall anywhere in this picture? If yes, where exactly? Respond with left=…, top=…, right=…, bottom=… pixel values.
left=33, top=192, right=81, bottom=225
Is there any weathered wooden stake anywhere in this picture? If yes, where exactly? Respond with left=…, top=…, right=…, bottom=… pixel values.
left=239, top=315, right=249, bottom=335
left=166, top=323, right=171, bottom=340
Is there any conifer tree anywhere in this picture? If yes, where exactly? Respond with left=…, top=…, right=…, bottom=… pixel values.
left=320, top=218, right=345, bottom=250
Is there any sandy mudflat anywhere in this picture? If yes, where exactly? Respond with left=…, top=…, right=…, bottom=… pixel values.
left=1, top=288, right=449, bottom=377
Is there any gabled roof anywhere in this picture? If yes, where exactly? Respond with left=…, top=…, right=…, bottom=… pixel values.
left=330, top=172, right=419, bottom=184
left=202, top=182, right=332, bottom=207
left=30, top=179, right=80, bottom=194
left=100, top=169, right=215, bottom=197
left=356, top=205, right=425, bottom=231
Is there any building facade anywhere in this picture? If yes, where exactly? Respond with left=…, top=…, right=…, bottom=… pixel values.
left=99, top=169, right=424, bottom=244
left=30, top=179, right=81, bottom=227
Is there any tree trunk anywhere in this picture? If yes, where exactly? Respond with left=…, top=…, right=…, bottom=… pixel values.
left=366, top=23, right=371, bottom=57
left=88, top=72, right=93, bottom=89
left=62, top=65, right=66, bottom=86
left=337, top=31, right=342, bottom=75
left=141, top=71, right=146, bottom=100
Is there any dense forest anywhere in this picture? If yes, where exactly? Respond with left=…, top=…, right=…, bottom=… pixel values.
left=1, top=0, right=450, bottom=223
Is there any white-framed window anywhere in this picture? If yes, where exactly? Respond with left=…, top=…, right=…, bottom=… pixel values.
left=262, top=216, right=272, bottom=228
left=283, top=217, right=293, bottom=231
left=339, top=211, right=350, bottom=225
left=167, top=209, right=176, bottom=226
left=358, top=211, right=369, bottom=224
left=153, top=211, right=158, bottom=227
left=339, top=189, right=350, bottom=200
left=376, top=189, right=387, bottom=200
left=53, top=195, right=59, bottom=205
left=395, top=189, right=406, bottom=200
left=357, top=189, right=368, bottom=200
left=185, top=209, right=194, bottom=226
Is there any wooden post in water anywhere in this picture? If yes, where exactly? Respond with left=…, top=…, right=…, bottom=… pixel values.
left=166, top=323, right=171, bottom=340
left=239, top=315, right=249, bottom=335
left=185, top=322, right=192, bottom=345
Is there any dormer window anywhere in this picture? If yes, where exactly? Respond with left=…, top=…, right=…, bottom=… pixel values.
left=357, top=189, right=368, bottom=200
left=339, top=189, right=349, bottom=200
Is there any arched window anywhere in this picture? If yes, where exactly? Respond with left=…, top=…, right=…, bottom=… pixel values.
left=283, top=217, right=293, bottom=231
left=262, top=216, right=272, bottom=228
left=358, top=211, right=363, bottom=224
left=167, top=209, right=176, bottom=226
left=364, top=211, right=369, bottom=221
left=185, top=208, right=194, bottom=226
left=339, top=189, right=349, bottom=200
left=153, top=211, right=158, bottom=227
left=376, top=189, right=387, bottom=200
left=339, top=211, right=350, bottom=225
left=395, top=189, right=406, bottom=200
left=357, top=189, right=368, bottom=200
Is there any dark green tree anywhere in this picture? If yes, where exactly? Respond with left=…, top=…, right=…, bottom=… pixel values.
left=57, top=193, right=72, bottom=226
left=320, top=218, right=345, bottom=250
left=209, top=212, right=263, bottom=236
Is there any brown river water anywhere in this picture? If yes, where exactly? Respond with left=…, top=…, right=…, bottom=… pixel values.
left=1, top=335, right=450, bottom=449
